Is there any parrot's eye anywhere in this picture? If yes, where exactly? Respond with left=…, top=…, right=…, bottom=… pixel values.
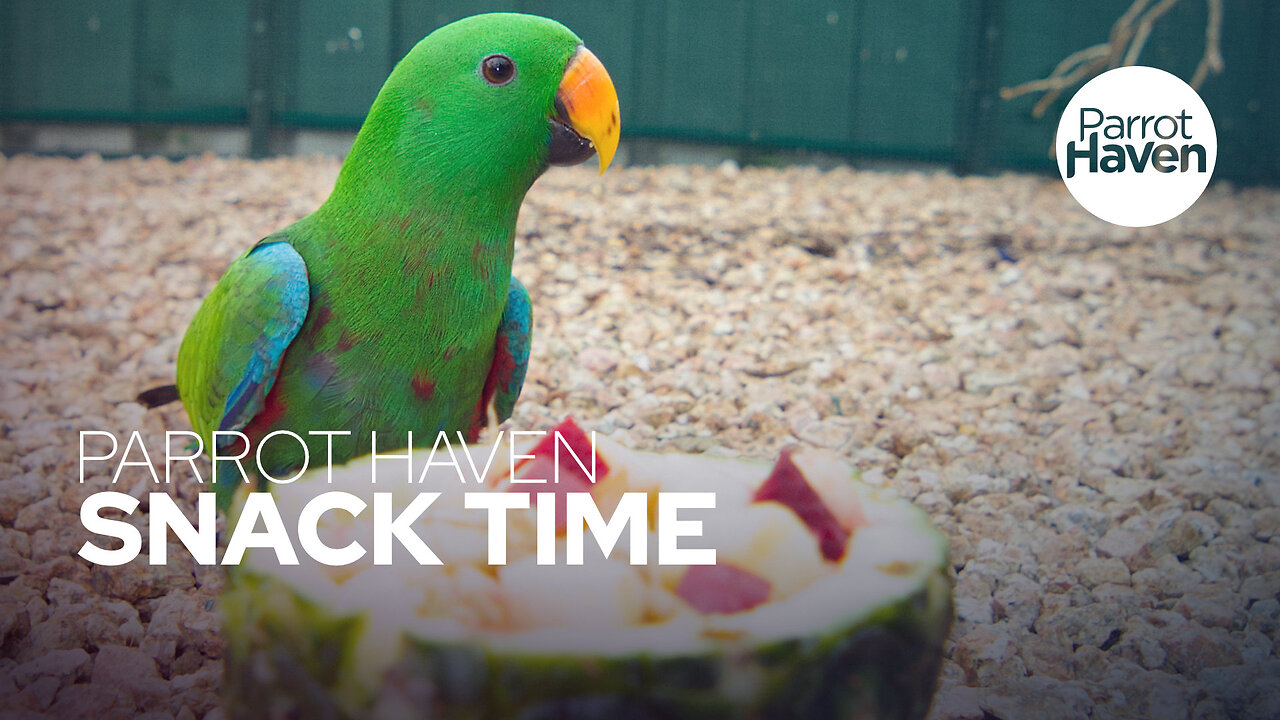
left=480, top=55, right=516, bottom=86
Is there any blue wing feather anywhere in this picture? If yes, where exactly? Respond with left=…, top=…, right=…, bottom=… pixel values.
left=215, top=241, right=309, bottom=433
left=492, top=276, right=532, bottom=422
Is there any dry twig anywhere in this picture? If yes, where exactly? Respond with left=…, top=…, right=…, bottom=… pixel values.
left=1001, top=0, right=1224, bottom=118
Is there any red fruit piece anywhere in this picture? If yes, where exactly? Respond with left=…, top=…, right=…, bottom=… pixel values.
left=509, top=417, right=609, bottom=532
left=675, top=562, right=771, bottom=615
left=752, top=446, right=851, bottom=562
left=514, top=417, right=610, bottom=480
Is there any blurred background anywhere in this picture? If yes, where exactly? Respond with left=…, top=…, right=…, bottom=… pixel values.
left=0, top=0, right=1275, bottom=184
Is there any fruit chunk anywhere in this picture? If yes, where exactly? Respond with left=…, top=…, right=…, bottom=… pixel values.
left=790, top=447, right=870, bottom=532
left=752, top=446, right=852, bottom=561
left=514, top=416, right=610, bottom=480
left=666, top=502, right=826, bottom=607
left=500, top=556, right=646, bottom=630
left=507, top=417, right=610, bottom=532
left=675, top=562, right=771, bottom=615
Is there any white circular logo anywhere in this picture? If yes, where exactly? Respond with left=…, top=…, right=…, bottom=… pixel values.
left=1056, top=66, right=1216, bottom=227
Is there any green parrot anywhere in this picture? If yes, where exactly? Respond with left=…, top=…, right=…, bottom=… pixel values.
left=140, top=13, right=620, bottom=508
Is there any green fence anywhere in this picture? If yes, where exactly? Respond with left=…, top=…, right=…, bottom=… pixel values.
left=1, top=0, right=1276, bottom=184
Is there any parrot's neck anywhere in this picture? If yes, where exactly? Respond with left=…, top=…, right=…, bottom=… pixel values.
left=297, top=104, right=542, bottom=347
left=319, top=150, right=527, bottom=256
left=315, top=89, right=543, bottom=268
left=300, top=78, right=550, bottom=347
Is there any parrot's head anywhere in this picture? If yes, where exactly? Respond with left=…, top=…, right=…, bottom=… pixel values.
left=335, top=13, right=619, bottom=218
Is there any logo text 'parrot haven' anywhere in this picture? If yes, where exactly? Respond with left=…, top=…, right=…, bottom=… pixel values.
left=1055, top=66, right=1217, bottom=227
left=1063, top=108, right=1207, bottom=179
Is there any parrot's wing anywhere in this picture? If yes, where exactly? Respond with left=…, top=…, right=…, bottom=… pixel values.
left=484, top=276, right=532, bottom=426
left=176, top=240, right=309, bottom=447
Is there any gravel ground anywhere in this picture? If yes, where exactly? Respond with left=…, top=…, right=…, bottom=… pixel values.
left=1, top=152, right=1278, bottom=720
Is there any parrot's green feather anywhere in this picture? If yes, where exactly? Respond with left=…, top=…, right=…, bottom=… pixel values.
left=176, top=14, right=580, bottom=495
left=177, top=240, right=308, bottom=506
left=177, top=240, right=308, bottom=443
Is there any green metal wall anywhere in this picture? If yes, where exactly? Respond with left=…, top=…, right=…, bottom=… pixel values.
left=1, top=0, right=1276, bottom=184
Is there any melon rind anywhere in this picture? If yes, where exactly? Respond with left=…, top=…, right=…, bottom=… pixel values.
left=220, top=444, right=954, bottom=720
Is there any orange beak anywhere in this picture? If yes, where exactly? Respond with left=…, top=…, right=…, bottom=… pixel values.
left=556, top=46, right=620, bottom=174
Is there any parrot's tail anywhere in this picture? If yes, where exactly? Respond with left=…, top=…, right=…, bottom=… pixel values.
left=137, top=384, right=180, bottom=408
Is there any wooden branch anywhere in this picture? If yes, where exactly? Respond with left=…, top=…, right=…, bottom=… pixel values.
left=1001, top=0, right=1226, bottom=118
left=1123, top=0, right=1181, bottom=66
left=1190, top=0, right=1224, bottom=89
